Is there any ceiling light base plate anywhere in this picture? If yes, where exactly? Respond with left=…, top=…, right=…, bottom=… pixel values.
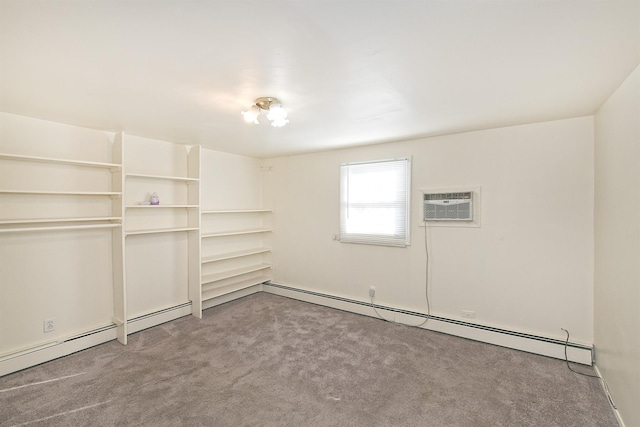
left=255, top=97, right=280, bottom=111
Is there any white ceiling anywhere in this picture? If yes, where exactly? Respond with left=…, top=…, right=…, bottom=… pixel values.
left=1, top=1, right=639, bottom=158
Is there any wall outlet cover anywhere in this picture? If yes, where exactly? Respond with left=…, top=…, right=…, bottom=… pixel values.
left=43, top=318, right=56, bottom=333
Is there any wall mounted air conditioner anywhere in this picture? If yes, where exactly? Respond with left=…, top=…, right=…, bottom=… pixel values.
left=423, top=191, right=473, bottom=221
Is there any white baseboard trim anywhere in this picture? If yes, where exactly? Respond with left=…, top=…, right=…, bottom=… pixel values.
left=0, top=326, right=117, bottom=377
left=263, top=282, right=594, bottom=365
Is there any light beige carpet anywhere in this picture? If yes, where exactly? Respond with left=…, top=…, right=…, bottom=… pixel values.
left=1, top=293, right=616, bottom=426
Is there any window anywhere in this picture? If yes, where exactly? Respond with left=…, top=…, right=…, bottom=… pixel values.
left=340, top=158, right=411, bottom=247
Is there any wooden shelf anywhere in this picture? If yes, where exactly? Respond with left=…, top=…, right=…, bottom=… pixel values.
left=125, top=204, right=198, bottom=209
left=125, top=227, right=199, bottom=236
left=0, top=152, right=121, bottom=170
left=201, top=209, right=272, bottom=214
left=202, top=228, right=272, bottom=238
left=0, top=190, right=121, bottom=196
left=125, top=173, right=198, bottom=182
left=0, top=223, right=121, bottom=233
left=0, top=217, right=121, bottom=225
left=201, top=264, right=271, bottom=285
left=202, top=277, right=270, bottom=301
left=202, top=248, right=271, bottom=264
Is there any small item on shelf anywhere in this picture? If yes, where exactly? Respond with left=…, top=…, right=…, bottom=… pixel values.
left=150, top=192, right=160, bottom=205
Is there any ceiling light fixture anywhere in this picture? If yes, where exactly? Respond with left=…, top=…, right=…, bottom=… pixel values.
left=242, top=97, right=289, bottom=127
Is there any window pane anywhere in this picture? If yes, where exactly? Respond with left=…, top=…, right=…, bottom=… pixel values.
left=340, top=158, right=410, bottom=247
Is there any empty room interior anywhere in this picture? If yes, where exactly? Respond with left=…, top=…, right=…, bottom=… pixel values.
left=1, top=1, right=639, bottom=426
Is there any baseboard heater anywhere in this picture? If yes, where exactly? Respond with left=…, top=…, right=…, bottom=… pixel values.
left=0, top=325, right=117, bottom=377
left=262, top=282, right=594, bottom=365
left=127, top=302, right=193, bottom=335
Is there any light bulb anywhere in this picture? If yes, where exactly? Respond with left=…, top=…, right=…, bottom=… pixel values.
left=241, top=106, right=260, bottom=124
left=270, top=118, right=289, bottom=127
left=266, top=103, right=287, bottom=122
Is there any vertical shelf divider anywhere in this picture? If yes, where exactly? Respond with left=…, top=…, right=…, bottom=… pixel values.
left=112, top=132, right=127, bottom=344
left=188, top=146, right=202, bottom=318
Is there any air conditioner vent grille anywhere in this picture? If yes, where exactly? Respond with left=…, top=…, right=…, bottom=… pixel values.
left=423, top=191, right=473, bottom=221
left=424, top=192, right=472, bottom=201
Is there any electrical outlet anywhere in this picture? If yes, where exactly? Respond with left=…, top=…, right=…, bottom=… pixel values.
left=43, top=318, right=56, bottom=333
left=461, top=310, right=475, bottom=319
left=369, top=286, right=376, bottom=298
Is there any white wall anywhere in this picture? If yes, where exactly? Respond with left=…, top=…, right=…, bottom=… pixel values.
left=594, top=64, right=640, bottom=427
left=263, top=117, right=594, bottom=343
left=200, top=149, right=262, bottom=210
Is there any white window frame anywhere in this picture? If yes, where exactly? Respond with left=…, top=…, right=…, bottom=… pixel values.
left=340, top=157, right=411, bottom=247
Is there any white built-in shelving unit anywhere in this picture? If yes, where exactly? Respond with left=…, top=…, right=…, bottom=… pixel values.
left=1, top=130, right=271, bottom=356
left=122, top=137, right=201, bottom=330
left=0, top=119, right=273, bottom=377
left=0, top=138, right=126, bottom=345
left=198, top=209, right=272, bottom=312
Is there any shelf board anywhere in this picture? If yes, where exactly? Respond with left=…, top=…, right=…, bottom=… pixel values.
left=201, top=264, right=272, bottom=284
left=125, top=204, right=198, bottom=209
left=0, top=190, right=121, bottom=196
left=201, top=209, right=272, bottom=214
left=0, top=223, right=121, bottom=233
left=202, top=248, right=271, bottom=263
left=201, top=228, right=272, bottom=238
left=202, top=277, right=271, bottom=301
left=125, top=226, right=199, bottom=236
left=125, top=173, right=199, bottom=182
left=0, top=217, right=121, bottom=225
left=0, top=153, right=121, bottom=170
